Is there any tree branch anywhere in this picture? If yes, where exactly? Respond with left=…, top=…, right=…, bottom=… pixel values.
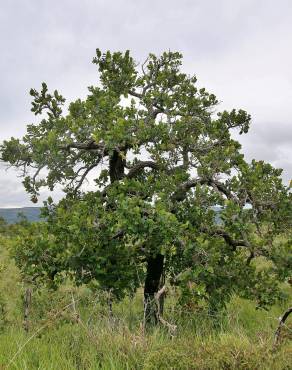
left=199, top=225, right=252, bottom=251
left=126, top=161, right=160, bottom=179
left=172, top=177, right=238, bottom=203
left=210, top=179, right=239, bottom=203
left=172, top=178, right=207, bottom=201
left=207, top=228, right=246, bottom=251
left=60, top=140, right=105, bottom=152
left=73, top=159, right=101, bottom=193
left=155, top=286, right=177, bottom=335
left=274, top=307, right=292, bottom=348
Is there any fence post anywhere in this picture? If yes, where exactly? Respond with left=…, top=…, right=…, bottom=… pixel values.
left=23, top=287, right=32, bottom=333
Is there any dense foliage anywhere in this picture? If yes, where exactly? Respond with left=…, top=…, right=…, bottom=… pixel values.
left=1, top=50, right=291, bottom=315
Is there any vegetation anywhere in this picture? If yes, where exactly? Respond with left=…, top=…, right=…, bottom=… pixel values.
left=0, top=50, right=291, bottom=368
left=0, top=227, right=291, bottom=369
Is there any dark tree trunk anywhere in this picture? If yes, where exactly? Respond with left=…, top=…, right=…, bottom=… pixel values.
left=109, top=150, right=125, bottom=183
left=144, top=254, right=164, bottom=325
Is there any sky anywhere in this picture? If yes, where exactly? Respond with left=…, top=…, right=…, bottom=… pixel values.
left=0, top=0, right=291, bottom=207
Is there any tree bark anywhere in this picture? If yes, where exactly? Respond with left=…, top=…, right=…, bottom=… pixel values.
left=109, top=150, right=125, bottom=183
left=144, top=254, right=164, bottom=325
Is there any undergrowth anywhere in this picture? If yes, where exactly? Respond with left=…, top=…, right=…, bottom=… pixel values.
left=0, top=239, right=291, bottom=369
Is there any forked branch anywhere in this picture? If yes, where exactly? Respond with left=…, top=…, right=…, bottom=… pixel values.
left=155, top=286, right=177, bottom=336
left=274, top=306, right=292, bottom=348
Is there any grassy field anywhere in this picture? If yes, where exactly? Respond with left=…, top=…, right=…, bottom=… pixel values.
left=0, top=237, right=291, bottom=369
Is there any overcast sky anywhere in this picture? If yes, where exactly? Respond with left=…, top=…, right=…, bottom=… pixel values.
left=0, top=0, right=291, bottom=207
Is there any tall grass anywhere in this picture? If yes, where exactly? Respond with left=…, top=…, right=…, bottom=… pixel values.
left=0, top=286, right=291, bottom=370
left=0, top=240, right=291, bottom=369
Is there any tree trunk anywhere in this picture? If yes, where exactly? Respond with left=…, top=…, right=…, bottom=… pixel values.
left=144, top=254, right=164, bottom=325
left=109, top=150, right=125, bottom=183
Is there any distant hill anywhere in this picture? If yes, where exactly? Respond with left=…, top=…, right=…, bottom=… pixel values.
left=0, top=206, right=222, bottom=225
left=0, top=207, right=41, bottom=224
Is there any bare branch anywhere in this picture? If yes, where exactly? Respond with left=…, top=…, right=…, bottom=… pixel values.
left=155, top=286, right=177, bottom=336
left=31, top=164, right=46, bottom=185
left=274, top=307, right=292, bottom=348
left=73, top=159, right=101, bottom=193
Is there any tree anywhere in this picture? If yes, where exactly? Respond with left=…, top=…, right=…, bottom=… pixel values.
left=1, top=50, right=291, bottom=322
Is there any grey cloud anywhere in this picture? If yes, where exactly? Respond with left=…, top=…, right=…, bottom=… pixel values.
left=233, top=122, right=292, bottom=184
left=0, top=164, right=64, bottom=207
left=250, top=122, right=292, bottom=147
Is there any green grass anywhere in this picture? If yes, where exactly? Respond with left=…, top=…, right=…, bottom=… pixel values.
left=0, top=239, right=291, bottom=369
left=0, top=289, right=291, bottom=370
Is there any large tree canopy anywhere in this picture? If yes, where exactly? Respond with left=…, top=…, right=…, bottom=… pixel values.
left=1, top=50, right=291, bottom=316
